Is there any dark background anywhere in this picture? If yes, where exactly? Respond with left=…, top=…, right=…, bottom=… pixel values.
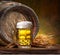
left=1, top=0, right=60, bottom=44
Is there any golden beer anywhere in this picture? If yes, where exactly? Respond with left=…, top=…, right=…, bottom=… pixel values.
left=16, top=21, right=32, bottom=48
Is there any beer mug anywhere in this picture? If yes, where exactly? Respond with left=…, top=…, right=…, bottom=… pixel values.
left=16, top=21, right=32, bottom=48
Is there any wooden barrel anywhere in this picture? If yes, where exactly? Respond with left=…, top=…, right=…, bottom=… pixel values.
left=0, top=1, right=39, bottom=45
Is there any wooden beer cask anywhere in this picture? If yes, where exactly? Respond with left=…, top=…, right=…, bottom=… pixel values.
left=0, top=1, right=39, bottom=45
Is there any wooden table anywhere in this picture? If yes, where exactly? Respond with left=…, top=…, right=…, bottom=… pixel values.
left=0, top=47, right=60, bottom=54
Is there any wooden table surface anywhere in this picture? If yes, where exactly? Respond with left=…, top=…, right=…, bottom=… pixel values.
left=0, top=47, right=60, bottom=54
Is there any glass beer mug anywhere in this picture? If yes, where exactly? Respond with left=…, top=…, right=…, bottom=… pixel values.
left=16, top=21, right=32, bottom=48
